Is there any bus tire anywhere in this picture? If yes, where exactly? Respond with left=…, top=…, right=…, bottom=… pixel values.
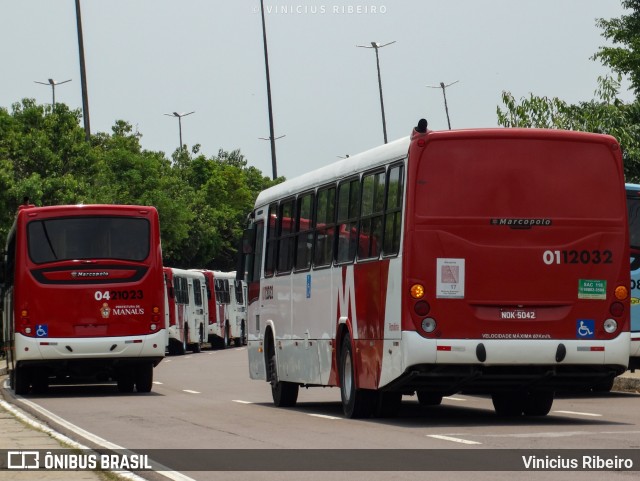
left=135, top=363, right=154, bottom=393
left=523, top=391, right=553, bottom=416
left=269, top=354, right=299, bottom=407
left=491, top=392, right=524, bottom=417
left=240, top=320, right=247, bottom=346
left=182, top=324, right=189, bottom=354
left=14, top=366, right=30, bottom=395
left=375, top=391, right=402, bottom=417
left=340, top=333, right=375, bottom=419
left=417, top=391, right=443, bottom=406
left=117, top=369, right=135, bottom=393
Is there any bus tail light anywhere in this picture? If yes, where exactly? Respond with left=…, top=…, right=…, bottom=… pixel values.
left=410, top=284, right=425, bottom=299
left=421, top=317, right=437, bottom=333
left=152, top=306, right=160, bottom=323
left=614, top=285, right=628, bottom=300
left=603, top=319, right=618, bottom=334
left=610, top=302, right=624, bottom=317
left=150, top=323, right=158, bottom=332
left=414, top=301, right=430, bottom=316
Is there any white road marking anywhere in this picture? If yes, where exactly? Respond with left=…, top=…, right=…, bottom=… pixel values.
left=484, top=431, right=591, bottom=438
left=553, top=410, right=602, bottom=417
left=308, top=414, right=341, bottom=420
left=427, top=434, right=481, bottom=445
left=182, top=389, right=201, bottom=394
left=232, top=400, right=253, bottom=404
left=153, top=381, right=163, bottom=385
left=443, top=396, right=466, bottom=401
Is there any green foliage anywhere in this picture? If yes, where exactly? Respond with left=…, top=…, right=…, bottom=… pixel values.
left=593, top=0, right=640, bottom=96
left=498, top=77, right=640, bottom=181
left=497, top=0, right=640, bottom=182
left=0, top=99, right=275, bottom=269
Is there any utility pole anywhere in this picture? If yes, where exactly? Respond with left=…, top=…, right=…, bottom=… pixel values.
left=260, top=0, right=278, bottom=179
left=75, top=0, right=91, bottom=141
left=357, top=41, right=395, bottom=144
left=427, top=80, right=459, bottom=130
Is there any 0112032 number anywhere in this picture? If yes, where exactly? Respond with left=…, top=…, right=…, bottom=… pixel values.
left=542, top=249, right=612, bottom=265
left=94, top=290, right=144, bottom=301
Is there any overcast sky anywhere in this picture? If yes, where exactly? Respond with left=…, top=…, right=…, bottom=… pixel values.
left=1, top=0, right=635, bottom=179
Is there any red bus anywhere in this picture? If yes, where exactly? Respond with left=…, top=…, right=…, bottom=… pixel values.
left=1, top=204, right=165, bottom=394
left=163, top=267, right=207, bottom=355
left=242, top=122, right=630, bottom=418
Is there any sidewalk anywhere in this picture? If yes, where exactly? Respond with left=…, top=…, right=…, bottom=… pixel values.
left=0, top=372, right=115, bottom=481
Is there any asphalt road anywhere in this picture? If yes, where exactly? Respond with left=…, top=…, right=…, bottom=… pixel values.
left=3, top=346, right=640, bottom=481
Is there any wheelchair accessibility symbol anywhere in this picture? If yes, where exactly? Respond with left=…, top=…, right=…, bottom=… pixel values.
left=35, top=325, right=48, bottom=338
left=576, top=319, right=595, bottom=339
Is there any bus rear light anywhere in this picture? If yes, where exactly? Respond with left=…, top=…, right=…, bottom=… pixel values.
left=610, top=302, right=624, bottom=317
left=153, top=306, right=160, bottom=314
left=421, top=317, right=437, bottom=333
left=150, top=323, right=158, bottom=331
left=24, top=327, right=32, bottom=335
left=21, top=310, right=28, bottom=317
left=152, top=314, right=160, bottom=322
left=414, top=301, right=430, bottom=316
left=603, top=319, right=618, bottom=334
left=614, top=286, right=628, bottom=300
left=410, top=284, right=425, bottom=299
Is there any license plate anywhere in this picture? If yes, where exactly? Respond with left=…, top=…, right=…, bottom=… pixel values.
left=500, top=308, right=537, bottom=320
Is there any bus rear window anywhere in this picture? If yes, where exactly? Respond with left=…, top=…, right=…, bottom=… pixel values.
left=28, top=216, right=150, bottom=263
left=416, top=139, right=622, bottom=219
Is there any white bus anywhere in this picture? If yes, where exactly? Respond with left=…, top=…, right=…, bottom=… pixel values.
left=241, top=123, right=630, bottom=418
left=211, top=271, right=247, bottom=348
left=163, top=267, right=207, bottom=355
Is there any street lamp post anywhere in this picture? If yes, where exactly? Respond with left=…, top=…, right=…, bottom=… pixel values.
left=427, top=80, right=459, bottom=130
left=34, top=78, right=72, bottom=108
left=259, top=0, right=278, bottom=180
left=357, top=41, right=395, bottom=144
left=164, top=111, right=195, bottom=151
left=75, top=0, right=91, bottom=141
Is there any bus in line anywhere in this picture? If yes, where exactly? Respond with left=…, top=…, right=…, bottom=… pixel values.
left=163, top=267, right=207, bottom=355
left=1, top=204, right=165, bottom=394
left=204, top=270, right=247, bottom=348
left=627, top=183, right=640, bottom=369
left=241, top=122, right=630, bottom=418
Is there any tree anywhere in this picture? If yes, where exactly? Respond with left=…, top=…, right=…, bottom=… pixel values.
left=497, top=77, right=640, bottom=181
left=497, top=0, right=640, bottom=182
left=593, top=0, right=640, bottom=96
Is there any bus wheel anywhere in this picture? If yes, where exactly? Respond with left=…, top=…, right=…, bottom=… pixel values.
left=417, top=391, right=443, bottom=406
left=491, top=392, right=524, bottom=417
left=14, top=366, right=30, bottom=395
left=117, top=369, right=135, bottom=393
left=182, top=324, right=189, bottom=354
left=523, top=391, right=553, bottom=416
left=375, top=392, right=402, bottom=417
left=240, top=321, right=247, bottom=346
left=269, top=354, right=299, bottom=407
left=31, top=371, right=49, bottom=394
left=135, top=363, right=154, bottom=393
left=340, top=333, right=375, bottom=419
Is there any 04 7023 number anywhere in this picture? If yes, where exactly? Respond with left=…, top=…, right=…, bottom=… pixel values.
left=542, top=249, right=612, bottom=265
left=94, top=290, right=144, bottom=301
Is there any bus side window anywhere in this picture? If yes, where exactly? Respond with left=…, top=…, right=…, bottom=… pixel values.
left=314, top=186, right=336, bottom=268
left=193, top=279, right=203, bottom=306
left=383, top=163, right=405, bottom=256
left=264, top=204, right=278, bottom=277
left=336, top=177, right=361, bottom=264
left=251, top=221, right=265, bottom=282
left=295, top=192, right=314, bottom=271
left=359, top=170, right=386, bottom=259
left=277, top=199, right=295, bottom=274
